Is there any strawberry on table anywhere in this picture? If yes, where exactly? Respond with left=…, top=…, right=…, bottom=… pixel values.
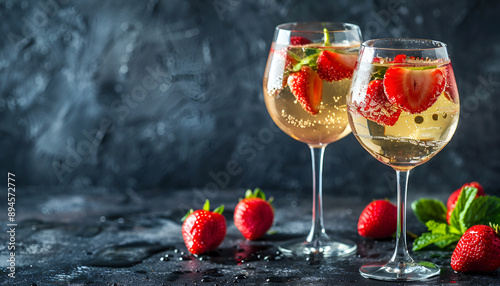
left=234, top=188, right=274, bottom=240
left=446, top=182, right=485, bottom=223
left=316, top=50, right=357, bottom=82
left=383, top=66, right=446, bottom=114
left=287, top=65, right=323, bottom=115
left=358, top=199, right=397, bottom=239
left=451, top=224, right=500, bottom=272
left=182, top=200, right=226, bottom=255
left=355, top=79, right=401, bottom=126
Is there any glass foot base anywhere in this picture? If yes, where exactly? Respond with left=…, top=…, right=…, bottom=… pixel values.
left=278, top=237, right=356, bottom=257
left=360, top=260, right=440, bottom=281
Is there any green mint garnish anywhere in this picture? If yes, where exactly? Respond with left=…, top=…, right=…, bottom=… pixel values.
left=323, top=28, right=330, bottom=46
left=371, top=66, right=388, bottom=81
left=411, top=186, right=500, bottom=251
left=411, top=199, right=447, bottom=224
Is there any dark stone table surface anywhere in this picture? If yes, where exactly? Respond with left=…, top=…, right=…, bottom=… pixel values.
left=1, top=187, right=499, bottom=285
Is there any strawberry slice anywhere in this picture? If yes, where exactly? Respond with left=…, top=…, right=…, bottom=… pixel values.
left=287, top=66, right=323, bottom=115
left=390, top=54, right=407, bottom=63
left=317, top=50, right=357, bottom=82
left=443, top=63, right=459, bottom=104
left=356, top=79, right=401, bottom=126
left=383, top=67, right=446, bottom=114
left=290, top=36, right=311, bottom=45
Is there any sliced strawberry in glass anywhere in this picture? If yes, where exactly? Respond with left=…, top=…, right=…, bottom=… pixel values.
left=383, top=67, right=446, bottom=114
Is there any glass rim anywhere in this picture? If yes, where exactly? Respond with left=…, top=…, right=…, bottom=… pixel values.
left=276, top=22, right=360, bottom=33
left=361, top=38, right=447, bottom=51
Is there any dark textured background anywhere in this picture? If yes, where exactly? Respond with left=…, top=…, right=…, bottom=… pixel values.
left=1, top=0, right=499, bottom=203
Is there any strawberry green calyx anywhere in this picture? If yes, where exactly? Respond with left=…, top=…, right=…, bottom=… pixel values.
left=213, top=205, right=224, bottom=214
left=489, top=223, right=500, bottom=234
left=181, top=209, right=194, bottom=222
left=242, top=188, right=274, bottom=204
left=323, top=28, right=331, bottom=46
left=181, top=199, right=224, bottom=221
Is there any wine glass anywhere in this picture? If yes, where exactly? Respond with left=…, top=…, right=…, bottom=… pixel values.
left=263, top=22, right=362, bottom=257
left=347, top=39, right=459, bottom=280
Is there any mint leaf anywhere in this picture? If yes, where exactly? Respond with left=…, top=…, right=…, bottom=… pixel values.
left=412, top=220, right=461, bottom=251
left=412, top=232, right=460, bottom=251
left=292, top=53, right=319, bottom=72
left=304, top=48, right=319, bottom=57
left=411, top=199, right=447, bottom=224
left=425, top=220, right=461, bottom=236
left=371, top=66, right=388, bottom=81
left=449, top=187, right=478, bottom=233
left=463, top=195, right=500, bottom=227
left=412, top=187, right=500, bottom=252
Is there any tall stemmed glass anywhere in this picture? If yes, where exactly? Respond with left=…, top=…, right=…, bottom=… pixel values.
left=347, top=39, right=459, bottom=280
left=263, top=22, right=362, bottom=257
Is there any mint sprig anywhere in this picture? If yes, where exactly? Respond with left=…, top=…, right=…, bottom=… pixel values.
left=412, top=186, right=500, bottom=251
left=411, top=198, right=447, bottom=224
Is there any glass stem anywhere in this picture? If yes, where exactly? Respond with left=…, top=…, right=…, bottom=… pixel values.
left=390, top=170, right=414, bottom=267
left=306, top=145, right=328, bottom=246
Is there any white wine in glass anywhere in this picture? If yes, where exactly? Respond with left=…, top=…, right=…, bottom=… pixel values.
left=347, top=38, right=459, bottom=280
left=263, top=22, right=362, bottom=257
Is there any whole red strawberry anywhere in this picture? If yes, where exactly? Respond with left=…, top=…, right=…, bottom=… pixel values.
left=287, top=65, right=323, bottom=115
left=451, top=224, right=500, bottom=272
left=234, top=188, right=274, bottom=240
left=358, top=200, right=397, bottom=239
left=182, top=200, right=226, bottom=255
left=446, top=182, right=485, bottom=223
